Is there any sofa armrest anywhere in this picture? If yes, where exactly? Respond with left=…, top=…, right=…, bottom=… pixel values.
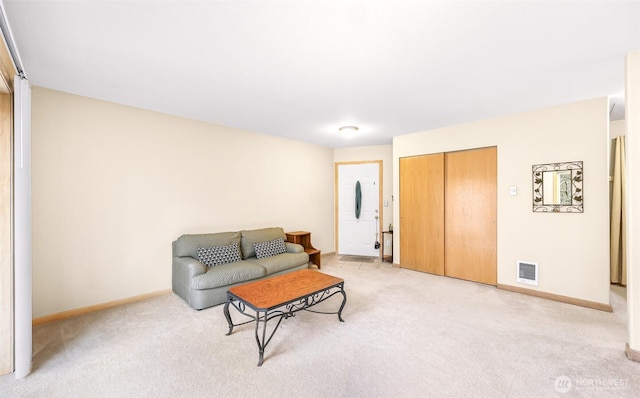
left=172, top=256, right=206, bottom=302
left=285, top=242, right=304, bottom=254
left=174, top=256, right=206, bottom=276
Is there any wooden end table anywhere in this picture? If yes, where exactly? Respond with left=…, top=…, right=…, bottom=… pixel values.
left=223, top=269, right=346, bottom=366
left=285, top=231, right=321, bottom=269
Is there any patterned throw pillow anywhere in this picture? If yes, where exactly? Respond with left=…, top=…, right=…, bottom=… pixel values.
left=197, top=242, right=242, bottom=267
left=253, top=238, right=287, bottom=259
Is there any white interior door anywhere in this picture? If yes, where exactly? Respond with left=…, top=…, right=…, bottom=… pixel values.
left=338, top=163, right=380, bottom=256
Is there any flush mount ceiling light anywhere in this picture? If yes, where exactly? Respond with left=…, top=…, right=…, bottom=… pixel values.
left=339, top=126, right=359, bottom=134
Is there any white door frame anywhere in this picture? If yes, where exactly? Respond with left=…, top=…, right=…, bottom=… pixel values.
left=334, top=160, right=383, bottom=256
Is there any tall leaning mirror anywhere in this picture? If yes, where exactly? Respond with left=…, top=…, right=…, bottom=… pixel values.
left=532, top=161, right=583, bottom=213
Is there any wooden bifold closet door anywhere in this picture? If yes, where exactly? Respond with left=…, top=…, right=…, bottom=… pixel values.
left=399, top=147, right=496, bottom=285
left=399, top=153, right=445, bottom=275
left=444, top=147, right=497, bottom=285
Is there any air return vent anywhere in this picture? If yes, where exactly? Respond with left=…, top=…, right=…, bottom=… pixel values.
left=517, top=261, right=538, bottom=286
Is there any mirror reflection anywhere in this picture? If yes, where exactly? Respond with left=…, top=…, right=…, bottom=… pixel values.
left=533, top=161, right=583, bottom=213
left=542, top=170, right=572, bottom=205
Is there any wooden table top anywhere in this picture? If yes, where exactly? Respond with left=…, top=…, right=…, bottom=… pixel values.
left=228, top=269, right=344, bottom=310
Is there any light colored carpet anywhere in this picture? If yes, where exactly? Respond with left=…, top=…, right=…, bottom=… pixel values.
left=1, top=255, right=638, bottom=397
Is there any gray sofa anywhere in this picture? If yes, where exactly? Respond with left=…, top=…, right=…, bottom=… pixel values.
left=172, top=227, right=309, bottom=310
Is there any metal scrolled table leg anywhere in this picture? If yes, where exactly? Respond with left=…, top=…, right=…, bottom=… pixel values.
left=223, top=296, right=234, bottom=335
left=337, top=284, right=347, bottom=322
left=255, top=310, right=267, bottom=366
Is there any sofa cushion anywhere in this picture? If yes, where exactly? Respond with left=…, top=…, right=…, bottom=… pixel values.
left=240, top=227, right=286, bottom=259
left=175, top=232, right=241, bottom=258
left=246, top=252, right=309, bottom=275
left=254, top=238, right=287, bottom=259
left=197, top=242, right=242, bottom=267
left=191, top=260, right=266, bottom=290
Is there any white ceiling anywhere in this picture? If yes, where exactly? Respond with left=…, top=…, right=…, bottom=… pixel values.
left=2, top=1, right=639, bottom=148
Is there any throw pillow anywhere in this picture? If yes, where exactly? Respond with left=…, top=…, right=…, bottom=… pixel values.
left=197, top=242, right=242, bottom=267
left=254, top=238, right=287, bottom=259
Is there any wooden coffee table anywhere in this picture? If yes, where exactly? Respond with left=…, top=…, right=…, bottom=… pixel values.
left=223, top=269, right=347, bottom=366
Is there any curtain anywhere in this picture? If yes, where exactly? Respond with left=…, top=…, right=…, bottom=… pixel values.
left=14, top=76, right=32, bottom=378
left=610, top=136, right=627, bottom=286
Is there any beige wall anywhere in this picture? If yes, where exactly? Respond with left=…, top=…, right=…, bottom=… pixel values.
left=393, top=98, right=610, bottom=305
left=334, top=145, right=394, bottom=235
left=32, top=87, right=335, bottom=318
left=611, top=119, right=626, bottom=138
left=626, top=50, right=640, bottom=350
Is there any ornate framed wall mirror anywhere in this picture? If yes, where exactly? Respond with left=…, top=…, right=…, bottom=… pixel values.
left=532, top=161, right=583, bottom=213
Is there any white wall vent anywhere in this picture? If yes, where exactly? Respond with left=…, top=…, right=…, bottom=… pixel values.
left=517, top=261, right=538, bottom=286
